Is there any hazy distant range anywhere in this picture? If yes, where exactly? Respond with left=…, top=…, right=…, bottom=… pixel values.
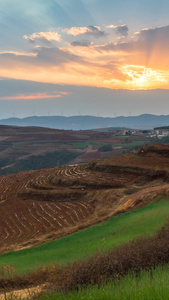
left=0, top=114, right=169, bottom=130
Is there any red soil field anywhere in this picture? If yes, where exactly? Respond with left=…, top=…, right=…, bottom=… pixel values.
left=0, top=161, right=138, bottom=253
left=0, top=143, right=169, bottom=253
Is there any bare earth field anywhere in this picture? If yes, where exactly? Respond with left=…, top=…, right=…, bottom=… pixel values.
left=0, top=143, right=169, bottom=254
left=0, top=125, right=155, bottom=174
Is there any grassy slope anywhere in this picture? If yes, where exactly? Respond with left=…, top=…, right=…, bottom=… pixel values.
left=39, top=264, right=169, bottom=300
left=72, top=140, right=149, bottom=149
left=0, top=198, right=169, bottom=275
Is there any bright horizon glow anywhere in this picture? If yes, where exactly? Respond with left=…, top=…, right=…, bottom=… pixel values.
left=120, top=65, right=169, bottom=89
left=1, top=0, right=169, bottom=118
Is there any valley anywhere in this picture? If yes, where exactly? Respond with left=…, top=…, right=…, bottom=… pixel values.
left=0, top=125, right=159, bottom=175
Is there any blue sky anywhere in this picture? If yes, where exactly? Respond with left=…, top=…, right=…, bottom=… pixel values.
left=2, top=0, right=169, bottom=50
left=0, top=0, right=169, bottom=118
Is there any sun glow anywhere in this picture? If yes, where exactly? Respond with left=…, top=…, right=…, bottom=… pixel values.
left=121, top=65, right=169, bottom=89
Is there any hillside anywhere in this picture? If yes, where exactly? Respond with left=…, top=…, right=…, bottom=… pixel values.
left=1, top=143, right=169, bottom=254
left=0, top=125, right=154, bottom=175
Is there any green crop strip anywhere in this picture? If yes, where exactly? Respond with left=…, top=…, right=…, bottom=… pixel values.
left=0, top=198, right=168, bottom=275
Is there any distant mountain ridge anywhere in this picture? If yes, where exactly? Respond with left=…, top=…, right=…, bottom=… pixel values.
left=0, top=114, right=169, bottom=130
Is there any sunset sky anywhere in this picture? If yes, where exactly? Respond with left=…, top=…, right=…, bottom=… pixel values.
left=1, top=0, right=169, bottom=118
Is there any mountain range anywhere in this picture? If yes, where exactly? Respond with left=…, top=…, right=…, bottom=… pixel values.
left=0, top=114, right=169, bottom=130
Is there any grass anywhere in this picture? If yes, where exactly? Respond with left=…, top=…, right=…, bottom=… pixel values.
left=72, top=141, right=107, bottom=149
left=0, top=198, right=169, bottom=275
left=72, top=142, right=92, bottom=149
left=2, top=264, right=169, bottom=299
left=12, top=141, right=37, bottom=149
left=38, top=264, right=169, bottom=300
left=72, top=140, right=151, bottom=150
left=72, top=141, right=149, bottom=150
left=116, top=135, right=133, bottom=138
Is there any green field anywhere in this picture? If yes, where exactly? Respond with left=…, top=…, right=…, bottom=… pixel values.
left=39, top=264, right=169, bottom=300
left=0, top=198, right=169, bottom=275
left=72, top=141, right=91, bottom=148
left=72, top=141, right=105, bottom=149
left=72, top=140, right=150, bottom=150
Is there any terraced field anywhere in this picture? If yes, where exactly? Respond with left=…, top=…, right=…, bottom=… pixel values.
left=0, top=166, right=96, bottom=253
left=0, top=143, right=169, bottom=254
left=0, top=162, right=137, bottom=253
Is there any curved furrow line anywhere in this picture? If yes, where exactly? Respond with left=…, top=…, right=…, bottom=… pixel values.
left=17, top=177, right=34, bottom=193
left=45, top=202, right=70, bottom=227
left=38, top=173, right=55, bottom=189
left=61, top=203, right=79, bottom=223
left=6, top=208, right=31, bottom=241
left=28, top=205, right=48, bottom=233
left=65, top=202, right=86, bottom=220
left=60, top=167, right=68, bottom=177
left=1, top=207, right=17, bottom=241
left=45, top=173, right=54, bottom=185
left=40, top=202, right=64, bottom=229
left=68, top=202, right=90, bottom=218
left=24, top=206, right=42, bottom=239
left=0, top=221, right=10, bottom=240
left=54, top=202, right=76, bottom=226
left=4, top=215, right=21, bottom=242
left=0, top=186, right=11, bottom=201
left=37, top=202, right=57, bottom=229
left=32, top=202, right=54, bottom=230
left=16, top=208, right=37, bottom=240
left=13, top=211, right=32, bottom=240
left=77, top=202, right=95, bottom=216
left=25, top=204, right=52, bottom=240
left=68, top=167, right=75, bottom=176
left=50, top=203, right=71, bottom=227
left=64, top=168, right=72, bottom=177
left=74, top=166, right=90, bottom=177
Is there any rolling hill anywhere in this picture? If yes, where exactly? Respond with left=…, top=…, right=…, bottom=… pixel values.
left=0, top=143, right=169, bottom=254
left=0, top=143, right=169, bottom=299
left=0, top=125, right=155, bottom=175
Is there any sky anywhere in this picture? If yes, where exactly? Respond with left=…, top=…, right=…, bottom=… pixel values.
left=1, top=0, right=169, bottom=118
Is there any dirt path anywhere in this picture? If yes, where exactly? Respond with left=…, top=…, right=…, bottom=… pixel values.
left=0, top=284, right=46, bottom=300
left=111, top=184, right=169, bottom=216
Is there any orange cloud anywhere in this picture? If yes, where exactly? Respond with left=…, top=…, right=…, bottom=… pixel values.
left=0, top=51, right=36, bottom=57
left=1, top=25, right=169, bottom=90
left=0, top=92, right=69, bottom=100
left=59, top=92, right=70, bottom=95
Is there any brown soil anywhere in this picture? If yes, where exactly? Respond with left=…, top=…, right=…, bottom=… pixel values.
left=0, top=144, right=169, bottom=253
left=0, top=124, right=157, bottom=169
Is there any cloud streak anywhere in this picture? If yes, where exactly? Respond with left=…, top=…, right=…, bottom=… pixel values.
left=63, top=25, right=107, bottom=38
left=0, top=91, right=69, bottom=100
left=24, top=32, right=61, bottom=42
left=70, top=40, right=92, bottom=47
